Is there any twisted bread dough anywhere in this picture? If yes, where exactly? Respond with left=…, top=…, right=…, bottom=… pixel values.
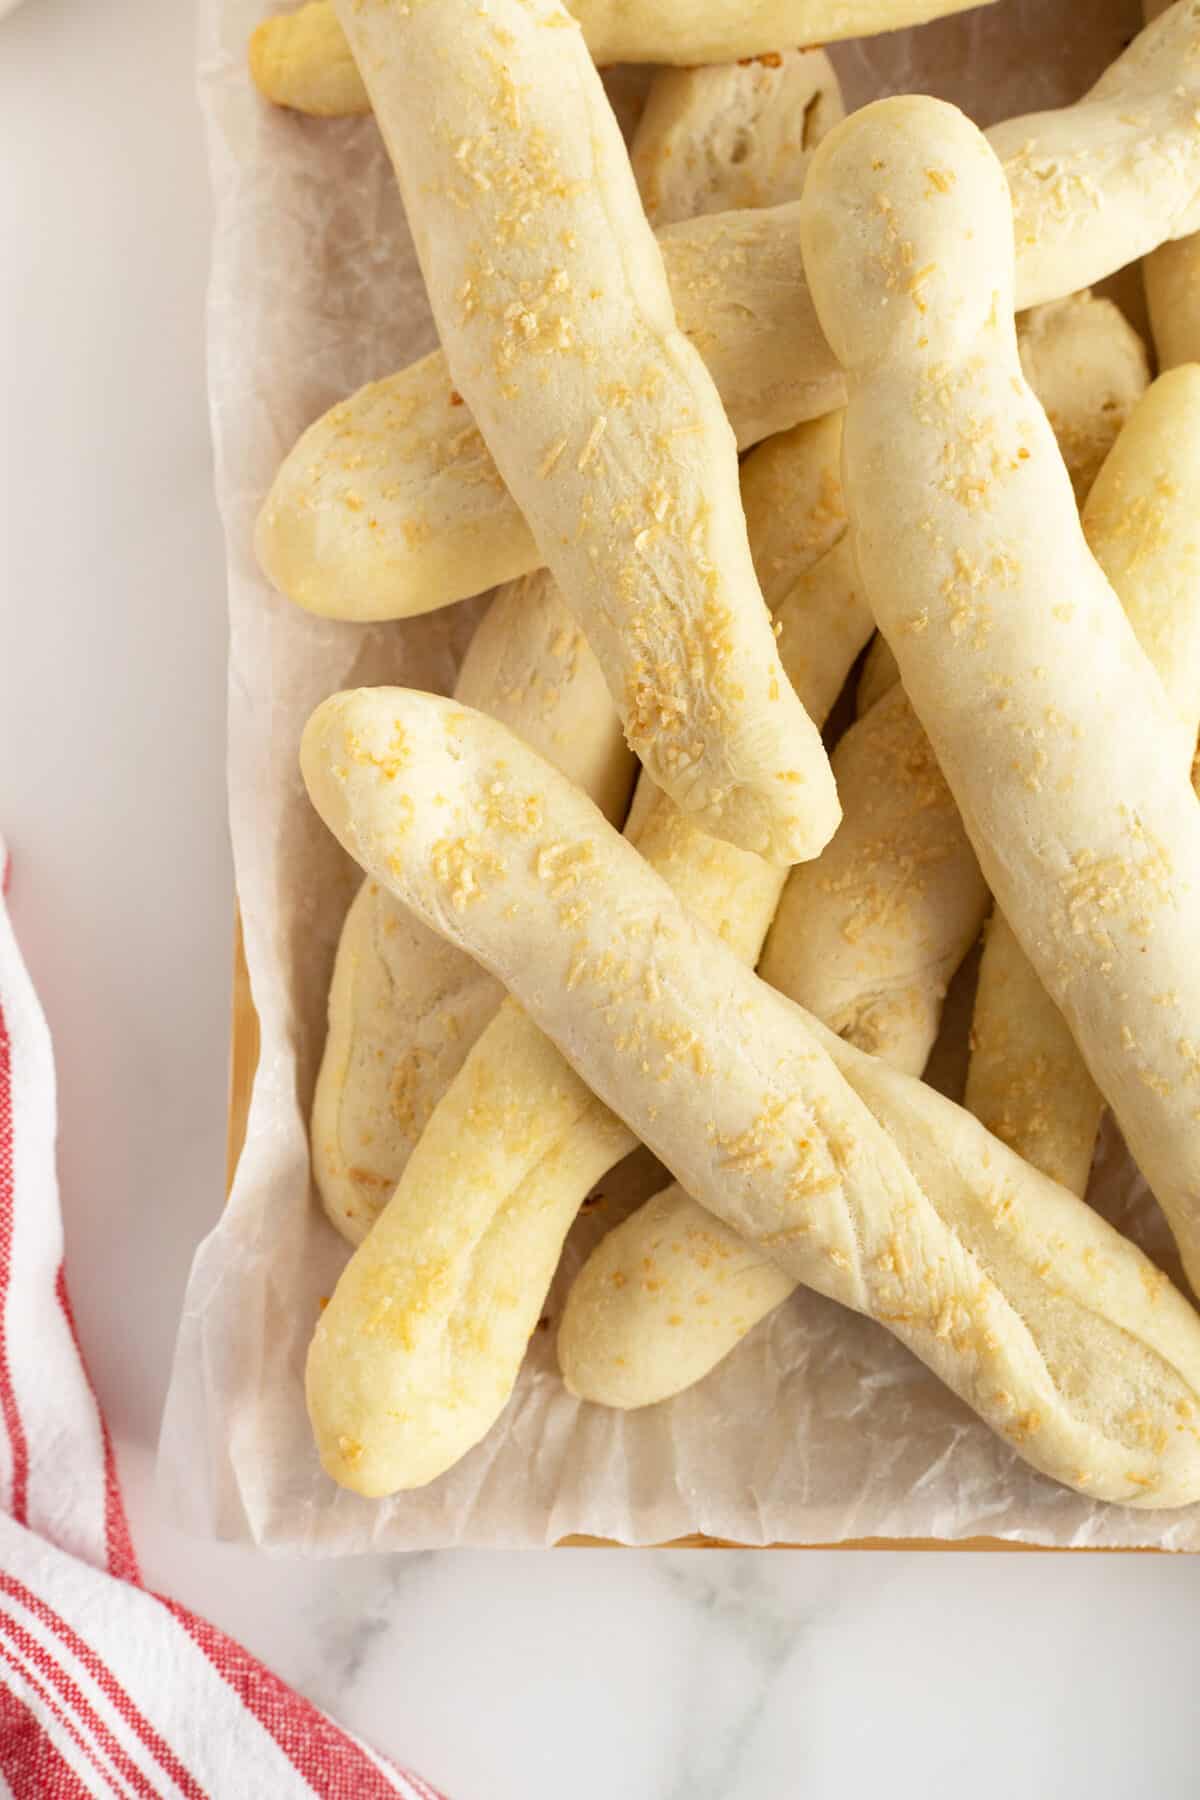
left=302, top=689, right=1200, bottom=1507
left=329, top=0, right=837, bottom=861
left=260, top=6, right=1200, bottom=626
left=801, top=95, right=1200, bottom=1292
left=966, top=368, right=1200, bottom=1195
left=249, top=0, right=991, bottom=117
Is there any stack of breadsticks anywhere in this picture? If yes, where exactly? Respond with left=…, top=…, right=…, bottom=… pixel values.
left=247, top=0, right=1200, bottom=1515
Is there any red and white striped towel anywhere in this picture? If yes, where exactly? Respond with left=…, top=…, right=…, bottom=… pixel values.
left=0, top=847, right=446, bottom=1800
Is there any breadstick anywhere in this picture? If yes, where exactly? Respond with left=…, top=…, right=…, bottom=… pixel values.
left=249, top=0, right=992, bottom=118
left=856, top=290, right=1150, bottom=717
left=631, top=50, right=842, bottom=228
left=801, top=95, right=1200, bottom=1291
left=966, top=367, right=1200, bottom=1195
left=760, top=289, right=1149, bottom=1076
left=302, top=689, right=1200, bottom=1506
left=740, top=282, right=1153, bottom=1087
left=329, top=0, right=837, bottom=862
left=312, top=570, right=634, bottom=1243
left=260, top=7, right=1200, bottom=627
left=558, top=1177, right=799, bottom=1409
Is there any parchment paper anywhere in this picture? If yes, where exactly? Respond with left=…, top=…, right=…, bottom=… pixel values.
left=158, top=0, right=1200, bottom=1551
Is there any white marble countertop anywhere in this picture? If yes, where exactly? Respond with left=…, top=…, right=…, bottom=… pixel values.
left=2, top=3, right=1199, bottom=1796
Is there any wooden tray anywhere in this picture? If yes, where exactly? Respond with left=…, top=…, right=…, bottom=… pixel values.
left=226, top=918, right=1161, bottom=1553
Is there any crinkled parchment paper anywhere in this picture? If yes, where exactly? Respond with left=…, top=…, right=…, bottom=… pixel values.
left=159, top=0, right=1200, bottom=1550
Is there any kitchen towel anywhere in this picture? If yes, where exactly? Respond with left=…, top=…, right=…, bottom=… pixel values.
left=0, top=845, right=446, bottom=1800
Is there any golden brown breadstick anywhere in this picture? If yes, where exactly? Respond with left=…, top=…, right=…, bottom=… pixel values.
left=631, top=50, right=842, bottom=228
left=966, top=367, right=1200, bottom=1194
left=302, top=688, right=1200, bottom=1506
left=331, top=0, right=837, bottom=862
left=259, top=8, right=1200, bottom=628
left=312, top=570, right=634, bottom=1242
left=801, top=95, right=1200, bottom=1291
left=249, top=0, right=993, bottom=117
left=1088, top=367, right=1200, bottom=736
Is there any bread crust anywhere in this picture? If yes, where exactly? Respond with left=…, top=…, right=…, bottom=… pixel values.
left=801, top=94, right=1200, bottom=1291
